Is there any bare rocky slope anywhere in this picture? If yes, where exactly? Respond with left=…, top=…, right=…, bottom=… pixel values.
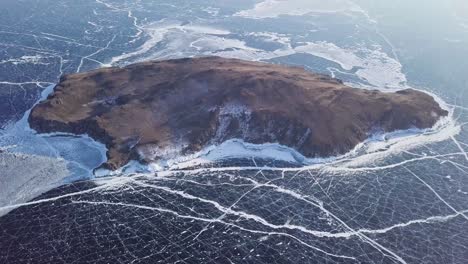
left=29, top=57, right=448, bottom=170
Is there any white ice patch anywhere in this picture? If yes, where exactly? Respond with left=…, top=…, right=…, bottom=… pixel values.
left=94, top=160, right=151, bottom=178
left=0, top=55, right=51, bottom=65
left=247, top=32, right=292, bottom=46
left=177, top=139, right=310, bottom=168
left=234, top=0, right=367, bottom=19
left=0, top=152, right=68, bottom=216
left=294, top=42, right=360, bottom=70
left=201, top=7, right=220, bottom=16
left=107, top=21, right=230, bottom=66
left=352, top=47, right=407, bottom=89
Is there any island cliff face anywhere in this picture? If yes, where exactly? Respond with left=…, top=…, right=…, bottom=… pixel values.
left=29, top=57, right=448, bottom=170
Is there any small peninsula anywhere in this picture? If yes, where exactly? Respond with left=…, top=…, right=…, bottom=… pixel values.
left=29, top=57, right=448, bottom=170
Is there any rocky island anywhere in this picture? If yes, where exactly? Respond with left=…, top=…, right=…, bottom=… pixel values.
left=29, top=57, right=448, bottom=170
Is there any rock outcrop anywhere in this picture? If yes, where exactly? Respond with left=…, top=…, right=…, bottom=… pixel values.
left=29, top=57, right=448, bottom=170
